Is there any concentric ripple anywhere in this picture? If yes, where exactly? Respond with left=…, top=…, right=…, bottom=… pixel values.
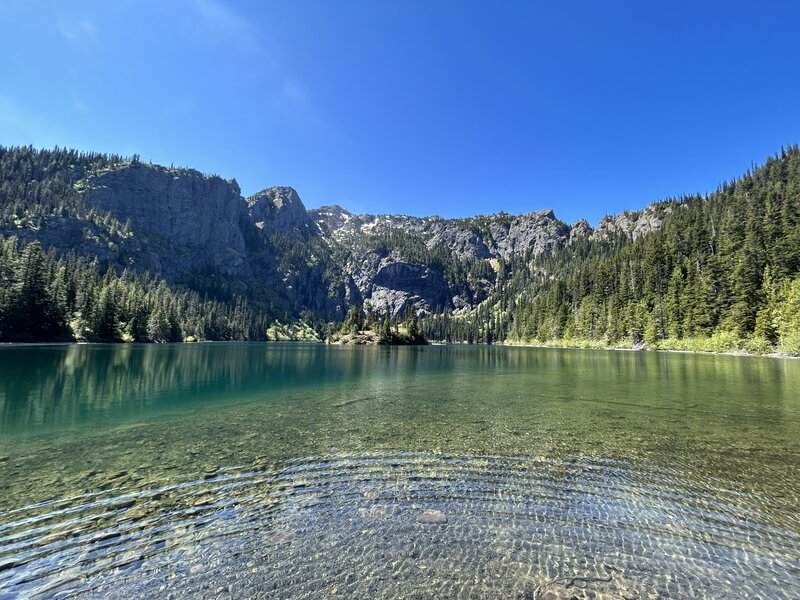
left=2, top=451, right=798, bottom=599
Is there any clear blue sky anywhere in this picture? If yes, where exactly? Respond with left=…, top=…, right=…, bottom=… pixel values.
left=2, top=1, right=799, bottom=225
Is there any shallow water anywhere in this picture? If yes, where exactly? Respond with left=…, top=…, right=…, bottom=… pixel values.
left=0, top=343, right=798, bottom=598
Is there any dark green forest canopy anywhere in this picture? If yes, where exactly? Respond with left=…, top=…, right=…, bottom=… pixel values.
left=0, top=236, right=270, bottom=342
left=1, top=144, right=799, bottom=352
left=424, top=148, right=800, bottom=353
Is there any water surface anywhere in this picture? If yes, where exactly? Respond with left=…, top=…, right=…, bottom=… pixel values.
left=1, top=343, right=798, bottom=598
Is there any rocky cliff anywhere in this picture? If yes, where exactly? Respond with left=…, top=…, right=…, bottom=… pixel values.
left=1, top=148, right=667, bottom=323
left=248, top=186, right=319, bottom=239
left=310, top=206, right=574, bottom=261
left=85, top=165, right=253, bottom=286
left=309, top=206, right=579, bottom=315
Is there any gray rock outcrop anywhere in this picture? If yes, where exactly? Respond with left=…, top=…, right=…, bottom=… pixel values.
left=592, top=203, right=671, bottom=241
left=84, top=164, right=251, bottom=285
left=345, top=249, right=452, bottom=318
left=568, top=219, right=592, bottom=243
left=3, top=151, right=669, bottom=325
left=248, top=186, right=318, bottom=239
left=484, top=209, right=569, bottom=259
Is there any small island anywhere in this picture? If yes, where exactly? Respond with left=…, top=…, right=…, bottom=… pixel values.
left=327, top=304, right=428, bottom=345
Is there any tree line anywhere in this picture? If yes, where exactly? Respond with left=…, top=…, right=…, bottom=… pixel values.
left=328, top=303, right=427, bottom=344
left=423, top=146, right=800, bottom=354
left=0, top=237, right=270, bottom=342
left=3, top=143, right=800, bottom=353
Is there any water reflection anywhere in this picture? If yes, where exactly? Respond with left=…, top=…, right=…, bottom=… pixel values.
left=2, top=344, right=798, bottom=433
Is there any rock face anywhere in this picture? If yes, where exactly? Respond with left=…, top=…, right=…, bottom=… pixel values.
left=10, top=215, right=125, bottom=268
left=247, top=186, right=318, bottom=239
left=424, top=220, right=491, bottom=260
left=309, top=206, right=578, bottom=317
left=3, top=153, right=669, bottom=322
left=483, top=209, right=569, bottom=259
left=310, top=205, right=357, bottom=236
left=84, top=165, right=252, bottom=286
left=568, top=219, right=592, bottom=243
left=592, top=203, right=671, bottom=242
left=371, top=261, right=451, bottom=318
left=310, top=207, right=571, bottom=261
left=631, top=204, right=671, bottom=239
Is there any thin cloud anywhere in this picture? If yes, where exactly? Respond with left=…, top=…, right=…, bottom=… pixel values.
left=274, top=80, right=324, bottom=130
left=188, top=1, right=320, bottom=127
left=72, top=95, right=89, bottom=114
left=59, top=18, right=98, bottom=42
left=190, top=0, right=265, bottom=56
left=282, top=80, right=306, bottom=104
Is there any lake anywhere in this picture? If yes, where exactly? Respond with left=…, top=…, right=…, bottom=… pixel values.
left=0, top=343, right=798, bottom=598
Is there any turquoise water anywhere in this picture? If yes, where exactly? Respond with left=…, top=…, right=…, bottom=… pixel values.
left=0, top=343, right=798, bottom=598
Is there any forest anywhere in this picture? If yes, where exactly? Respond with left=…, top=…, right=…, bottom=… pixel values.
left=327, top=304, right=428, bottom=345
left=1, top=144, right=799, bottom=353
left=422, top=147, right=800, bottom=354
left=0, top=237, right=270, bottom=342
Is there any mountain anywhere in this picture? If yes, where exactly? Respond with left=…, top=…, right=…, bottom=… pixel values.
left=310, top=206, right=574, bottom=316
left=0, top=145, right=589, bottom=323
left=1, top=144, right=799, bottom=353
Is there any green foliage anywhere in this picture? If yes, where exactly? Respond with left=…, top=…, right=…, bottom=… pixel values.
left=0, top=240, right=70, bottom=341
left=379, top=317, right=392, bottom=344
left=422, top=146, right=800, bottom=356
left=3, top=144, right=800, bottom=355
left=341, top=305, right=364, bottom=336
left=655, top=332, right=740, bottom=354
left=328, top=303, right=427, bottom=345
left=0, top=145, right=130, bottom=235
left=777, top=275, right=800, bottom=354
left=743, top=335, right=774, bottom=354
left=0, top=145, right=347, bottom=328
left=0, top=236, right=270, bottom=343
left=266, top=320, right=320, bottom=341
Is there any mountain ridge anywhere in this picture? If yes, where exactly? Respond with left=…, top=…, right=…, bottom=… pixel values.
left=0, top=144, right=749, bottom=321
left=1, top=144, right=798, bottom=353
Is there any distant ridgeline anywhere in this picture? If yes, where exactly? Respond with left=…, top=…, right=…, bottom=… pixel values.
left=1, top=144, right=799, bottom=353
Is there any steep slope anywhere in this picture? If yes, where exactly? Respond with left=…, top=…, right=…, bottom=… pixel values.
left=83, top=164, right=252, bottom=286
left=0, top=149, right=347, bottom=319
left=6, top=143, right=797, bottom=352
left=0, top=151, right=257, bottom=296
left=248, top=186, right=319, bottom=239
left=424, top=148, right=800, bottom=354
left=309, top=206, right=593, bottom=317
left=0, top=145, right=674, bottom=329
left=311, top=206, right=574, bottom=261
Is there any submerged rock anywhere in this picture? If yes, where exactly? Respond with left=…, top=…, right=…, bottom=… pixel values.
left=540, top=590, right=577, bottom=600
left=363, top=490, right=381, bottom=501
left=358, top=505, right=390, bottom=518
left=416, top=509, right=447, bottom=525
left=264, top=529, right=295, bottom=544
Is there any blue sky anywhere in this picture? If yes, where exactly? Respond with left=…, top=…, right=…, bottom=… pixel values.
left=1, top=1, right=799, bottom=225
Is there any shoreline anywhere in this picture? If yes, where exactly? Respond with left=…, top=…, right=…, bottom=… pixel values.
left=2, top=339, right=798, bottom=359
left=0, top=340, right=318, bottom=347
left=498, top=341, right=800, bottom=360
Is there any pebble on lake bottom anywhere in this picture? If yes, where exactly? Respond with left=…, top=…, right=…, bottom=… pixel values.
left=416, top=509, right=448, bottom=525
